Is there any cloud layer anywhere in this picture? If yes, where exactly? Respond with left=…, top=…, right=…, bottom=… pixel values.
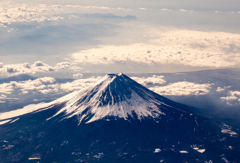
left=0, top=61, right=81, bottom=76
left=131, top=75, right=166, bottom=86
left=71, top=29, right=240, bottom=68
left=0, top=76, right=102, bottom=103
left=0, top=75, right=214, bottom=104
left=0, top=2, right=64, bottom=26
left=149, top=81, right=213, bottom=96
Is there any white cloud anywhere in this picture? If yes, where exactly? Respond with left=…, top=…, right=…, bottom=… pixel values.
left=230, top=91, right=240, bottom=97
left=0, top=93, right=17, bottom=102
left=69, top=15, right=79, bottom=19
left=5, top=77, right=55, bottom=92
left=69, top=66, right=82, bottom=71
left=0, top=94, right=8, bottom=103
left=0, top=61, right=54, bottom=76
left=131, top=75, right=166, bottom=86
left=65, top=5, right=111, bottom=10
left=0, top=77, right=56, bottom=100
left=161, top=8, right=171, bottom=11
left=221, top=96, right=238, bottom=101
left=71, top=29, right=240, bottom=68
left=0, top=62, right=3, bottom=68
left=38, top=89, right=55, bottom=94
left=55, top=62, right=71, bottom=70
left=59, top=76, right=102, bottom=92
left=220, top=91, right=240, bottom=105
left=30, top=16, right=64, bottom=22
left=32, top=61, right=55, bottom=72
left=0, top=76, right=104, bottom=103
left=179, top=9, right=187, bottom=12
left=0, top=61, right=81, bottom=76
left=0, top=2, right=64, bottom=26
left=73, top=73, right=83, bottom=79
left=216, top=86, right=231, bottom=92
left=149, top=81, right=213, bottom=96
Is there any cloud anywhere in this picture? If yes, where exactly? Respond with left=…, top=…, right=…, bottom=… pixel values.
left=221, top=96, right=238, bottom=101
left=0, top=77, right=56, bottom=104
left=65, top=5, right=110, bottom=10
left=0, top=61, right=55, bottom=76
left=131, top=75, right=166, bottom=86
left=69, top=66, right=82, bottom=71
left=69, top=15, right=79, bottom=19
left=0, top=1, right=132, bottom=28
left=0, top=1, right=135, bottom=31
left=11, top=77, right=55, bottom=91
left=64, top=5, right=129, bottom=10
left=0, top=77, right=57, bottom=103
left=0, top=61, right=82, bottom=76
left=30, top=16, right=64, bottom=22
left=55, top=62, right=71, bottom=70
left=0, top=94, right=8, bottom=103
left=0, top=62, right=4, bottom=68
left=32, top=61, right=55, bottom=72
left=73, top=73, right=83, bottom=79
left=216, top=86, right=231, bottom=92
left=161, top=8, right=171, bottom=11
left=59, top=76, right=102, bottom=92
left=0, top=76, right=104, bottom=104
left=149, top=81, right=213, bottom=96
left=179, top=9, right=188, bottom=12
left=221, top=91, right=240, bottom=105
left=0, top=2, right=64, bottom=26
left=71, top=29, right=240, bottom=68
left=55, top=62, right=82, bottom=72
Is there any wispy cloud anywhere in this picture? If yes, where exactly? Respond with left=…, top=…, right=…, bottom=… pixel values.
left=216, top=86, right=231, bottom=92
left=221, top=91, right=240, bottom=105
left=149, top=81, right=213, bottom=96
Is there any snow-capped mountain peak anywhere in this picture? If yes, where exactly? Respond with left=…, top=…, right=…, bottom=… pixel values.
left=48, top=73, right=166, bottom=123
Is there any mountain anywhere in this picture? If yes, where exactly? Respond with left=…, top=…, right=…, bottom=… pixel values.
left=0, top=73, right=239, bottom=163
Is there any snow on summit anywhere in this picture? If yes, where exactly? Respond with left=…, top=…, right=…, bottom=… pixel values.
left=0, top=73, right=179, bottom=124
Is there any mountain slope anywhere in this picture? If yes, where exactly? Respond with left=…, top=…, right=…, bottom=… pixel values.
left=0, top=73, right=239, bottom=163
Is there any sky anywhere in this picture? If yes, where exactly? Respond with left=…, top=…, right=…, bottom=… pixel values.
left=0, top=0, right=240, bottom=76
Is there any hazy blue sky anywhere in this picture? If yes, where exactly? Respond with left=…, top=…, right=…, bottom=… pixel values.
left=0, top=0, right=240, bottom=75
